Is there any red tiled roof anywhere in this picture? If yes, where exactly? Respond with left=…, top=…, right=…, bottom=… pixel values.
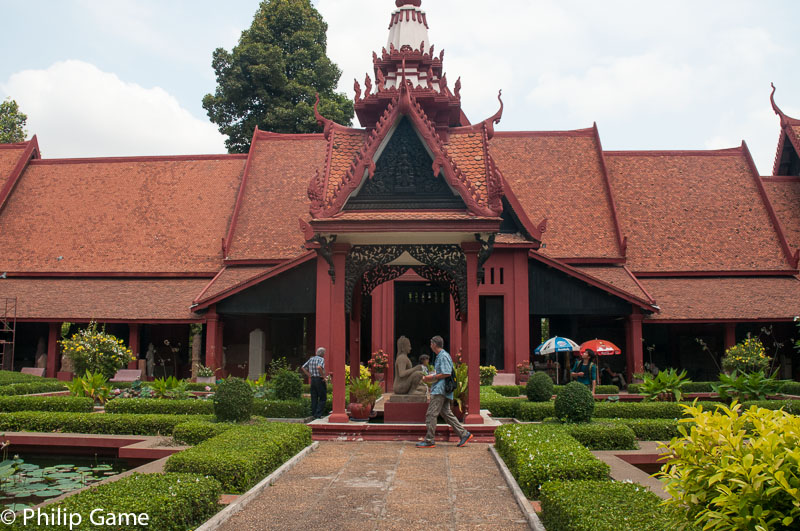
left=447, top=132, right=489, bottom=202
left=793, top=126, right=800, bottom=150
left=194, top=265, right=274, bottom=304
left=0, top=278, right=207, bottom=320
left=0, top=145, right=26, bottom=190
left=490, top=131, right=622, bottom=260
left=641, top=277, right=800, bottom=321
left=0, top=156, right=245, bottom=273
left=226, top=133, right=327, bottom=260
left=606, top=149, right=790, bottom=272
left=572, top=265, right=653, bottom=303
left=762, top=177, right=800, bottom=251
left=325, top=129, right=366, bottom=202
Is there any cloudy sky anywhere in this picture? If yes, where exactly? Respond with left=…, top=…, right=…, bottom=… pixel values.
left=1, top=0, right=798, bottom=174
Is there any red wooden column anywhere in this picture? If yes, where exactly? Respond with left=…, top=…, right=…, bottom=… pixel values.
left=46, top=322, right=60, bottom=378
left=462, top=241, right=483, bottom=424
left=205, top=307, right=223, bottom=376
left=626, top=307, right=644, bottom=381
left=371, top=282, right=395, bottom=389
left=128, top=324, right=140, bottom=369
left=329, top=243, right=351, bottom=423
left=513, top=250, right=530, bottom=377
left=349, top=287, right=361, bottom=386
left=315, top=255, right=333, bottom=369
left=723, top=323, right=736, bottom=351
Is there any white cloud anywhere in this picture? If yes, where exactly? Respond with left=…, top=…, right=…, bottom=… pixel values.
left=0, top=60, right=226, bottom=158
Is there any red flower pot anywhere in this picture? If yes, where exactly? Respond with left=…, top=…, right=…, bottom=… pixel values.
left=349, top=402, right=372, bottom=421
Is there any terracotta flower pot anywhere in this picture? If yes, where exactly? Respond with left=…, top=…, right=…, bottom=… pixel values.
left=373, top=372, right=385, bottom=382
left=450, top=402, right=465, bottom=421
left=349, top=402, right=372, bottom=421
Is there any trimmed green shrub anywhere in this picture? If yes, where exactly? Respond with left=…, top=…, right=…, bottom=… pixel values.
left=660, top=402, right=800, bottom=530
left=213, top=377, right=253, bottom=422
left=0, top=381, right=67, bottom=396
left=480, top=389, right=521, bottom=418
left=0, top=370, right=53, bottom=385
left=495, top=424, right=609, bottom=498
left=780, top=380, right=800, bottom=396
left=185, top=382, right=217, bottom=392
left=611, top=418, right=684, bottom=441
left=252, top=398, right=311, bottom=418
left=554, top=381, right=594, bottom=422
left=105, top=398, right=213, bottom=415
left=516, top=401, right=555, bottom=421
left=0, top=395, right=92, bottom=413
left=0, top=411, right=212, bottom=435
left=740, top=399, right=800, bottom=415
left=540, top=479, right=691, bottom=531
left=594, top=401, right=725, bottom=419
left=165, top=423, right=311, bottom=493
left=561, top=422, right=637, bottom=450
left=491, top=385, right=523, bottom=397
left=7, top=472, right=221, bottom=531
left=526, top=372, right=554, bottom=402
left=172, top=420, right=237, bottom=445
left=627, top=383, right=643, bottom=394
left=682, top=382, right=715, bottom=393
left=595, top=384, right=620, bottom=395
left=271, top=368, right=303, bottom=401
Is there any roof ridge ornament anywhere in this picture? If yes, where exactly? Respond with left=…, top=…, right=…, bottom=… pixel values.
left=396, top=0, right=422, bottom=7
left=771, top=83, right=800, bottom=126
left=313, top=93, right=334, bottom=140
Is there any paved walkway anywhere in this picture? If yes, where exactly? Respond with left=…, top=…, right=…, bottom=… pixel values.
left=218, top=441, right=530, bottom=531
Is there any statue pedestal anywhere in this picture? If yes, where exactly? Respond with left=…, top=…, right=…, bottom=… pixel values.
left=384, top=394, right=429, bottom=423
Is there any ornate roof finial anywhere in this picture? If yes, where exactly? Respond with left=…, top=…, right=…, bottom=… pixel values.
left=770, top=83, right=800, bottom=126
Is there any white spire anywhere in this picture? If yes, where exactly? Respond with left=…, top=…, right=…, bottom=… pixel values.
left=387, top=1, right=430, bottom=52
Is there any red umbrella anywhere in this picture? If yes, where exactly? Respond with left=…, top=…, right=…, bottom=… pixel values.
left=579, top=339, right=621, bottom=356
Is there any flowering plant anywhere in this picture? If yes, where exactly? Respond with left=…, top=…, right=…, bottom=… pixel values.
left=516, top=363, right=531, bottom=376
left=721, top=336, right=770, bottom=374
left=60, top=322, right=135, bottom=379
left=196, top=364, right=215, bottom=378
left=367, top=350, right=389, bottom=373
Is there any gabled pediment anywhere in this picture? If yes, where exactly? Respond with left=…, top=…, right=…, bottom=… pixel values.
left=307, top=83, right=504, bottom=219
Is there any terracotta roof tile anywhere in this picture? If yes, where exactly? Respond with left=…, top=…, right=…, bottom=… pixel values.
left=447, top=132, right=489, bottom=206
left=195, top=265, right=274, bottom=304
left=489, top=132, right=621, bottom=259
left=0, top=278, right=206, bottom=320
left=0, top=146, right=26, bottom=190
left=641, top=277, right=800, bottom=320
left=762, top=178, right=800, bottom=251
left=0, top=157, right=244, bottom=273
left=572, top=265, right=652, bottom=303
left=227, top=135, right=327, bottom=260
left=326, top=130, right=366, bottom=201
left=606, top=150, right=789, bottom=272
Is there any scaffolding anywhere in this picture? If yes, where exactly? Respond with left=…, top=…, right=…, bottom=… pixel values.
left=0, top=298, right=16, bottom=371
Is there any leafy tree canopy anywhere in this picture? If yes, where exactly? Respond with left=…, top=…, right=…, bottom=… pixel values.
left=0, top=98, right=28, bottom=144
left=203, top=0, right=354, bottom=153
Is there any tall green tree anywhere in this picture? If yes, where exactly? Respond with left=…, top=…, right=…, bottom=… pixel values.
left=203, top=0, right=354, bottom=153
left=0, top=98, right=28, bottom=144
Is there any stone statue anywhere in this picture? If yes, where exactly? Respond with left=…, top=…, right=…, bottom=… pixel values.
left=392, top=336, right=426, bottom=395
left=145, top=343, right=155, bottom=377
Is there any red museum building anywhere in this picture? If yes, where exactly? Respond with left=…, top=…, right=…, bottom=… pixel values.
left=2, top=0, right=800, bottom=423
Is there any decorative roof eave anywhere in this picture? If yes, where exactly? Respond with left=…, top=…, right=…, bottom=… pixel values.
left=308, top=83, right=502, bottom=219
left=741, top=140, right=800, bottom=270
left=0, top=135, right=39, bottom=216
left=529, top=250, right=659, bottom=312
left=770, top=84, right=800, bottom=176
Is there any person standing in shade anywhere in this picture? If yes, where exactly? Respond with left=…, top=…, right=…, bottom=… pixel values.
left=416, top=335, right=472, bottom=448
left=570, top=349, right=597, bottom=395
left=301, top=347, right=327, bottom=419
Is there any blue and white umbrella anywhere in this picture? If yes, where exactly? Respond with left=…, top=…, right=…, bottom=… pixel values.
left=534, top=336, right=580, bottom=356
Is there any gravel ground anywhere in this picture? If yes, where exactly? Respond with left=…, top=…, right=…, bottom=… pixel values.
left=217, top=441, right=530, bottom=531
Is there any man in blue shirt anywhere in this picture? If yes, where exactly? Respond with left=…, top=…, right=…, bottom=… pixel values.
left=301, top=347, right=327, bottom=419
left=417, top=335, right=472, bottom=448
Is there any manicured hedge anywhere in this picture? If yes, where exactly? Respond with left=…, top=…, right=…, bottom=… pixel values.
left=593, top=401, right=724, bottom=419
left=482, top=393, right=522, bottom=418
left=0, top=381, right=67, bottom=396
left=252, top=398, right=312, bottom=418
left=682, top=382, right=715, bottom=393
left=171, top=417, right=269, bottom=445
left=627, top=383, right=643, bottom=394
left=540, top=479, right=692, bottom=531
left=516, top=400, right=555, bottom=421
left=7, top=472, right=221, bottom=531
left=185, top=382, right=217, bottom=392
left=0, top=395, right=93, bottom=413
left=0, top=411, right=213, bottom=435
left=595, top=385, right=620, bottom=395
left=165, top=423, right=312, bottom=493
left=105, top=398, right=213, bottom=415
left=562, top=422, right=637, bottom=450
left=780, top=381, right=800, bottom=396
left=491, top=385, right=524, bottom=397
left=495, top=424, right=609, bottom=498
left=740, top=399, right=800, bottom=415
left=0, top=370, right=54, bottom=385
left=610, top=418, right=684, bottom=441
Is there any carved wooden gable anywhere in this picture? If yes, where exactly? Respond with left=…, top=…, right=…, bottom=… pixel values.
left=344, top=118, right=465, bottom=210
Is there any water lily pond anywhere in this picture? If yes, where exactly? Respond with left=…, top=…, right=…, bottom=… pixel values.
left=0, top=455, right=129, bottom=512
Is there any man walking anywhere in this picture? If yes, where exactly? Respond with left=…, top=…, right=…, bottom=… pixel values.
left=416, top=335, right=472, bottom=448
left=301, top=347, right=327, bottom=419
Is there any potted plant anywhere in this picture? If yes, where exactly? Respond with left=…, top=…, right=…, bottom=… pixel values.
left=195, top=364, right=215, bottom=384
left=516, top=362, right=531, bottom=385
left=641, top=368, right=691, bottom=402
left=450, top=362, right=469, bottom=421
left=348, top=375, right=382, bottom=420
left=367, top=350, right=389, bottom=382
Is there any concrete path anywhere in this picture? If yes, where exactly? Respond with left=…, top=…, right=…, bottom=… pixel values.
left=217, top=441, right=530, bottom=531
